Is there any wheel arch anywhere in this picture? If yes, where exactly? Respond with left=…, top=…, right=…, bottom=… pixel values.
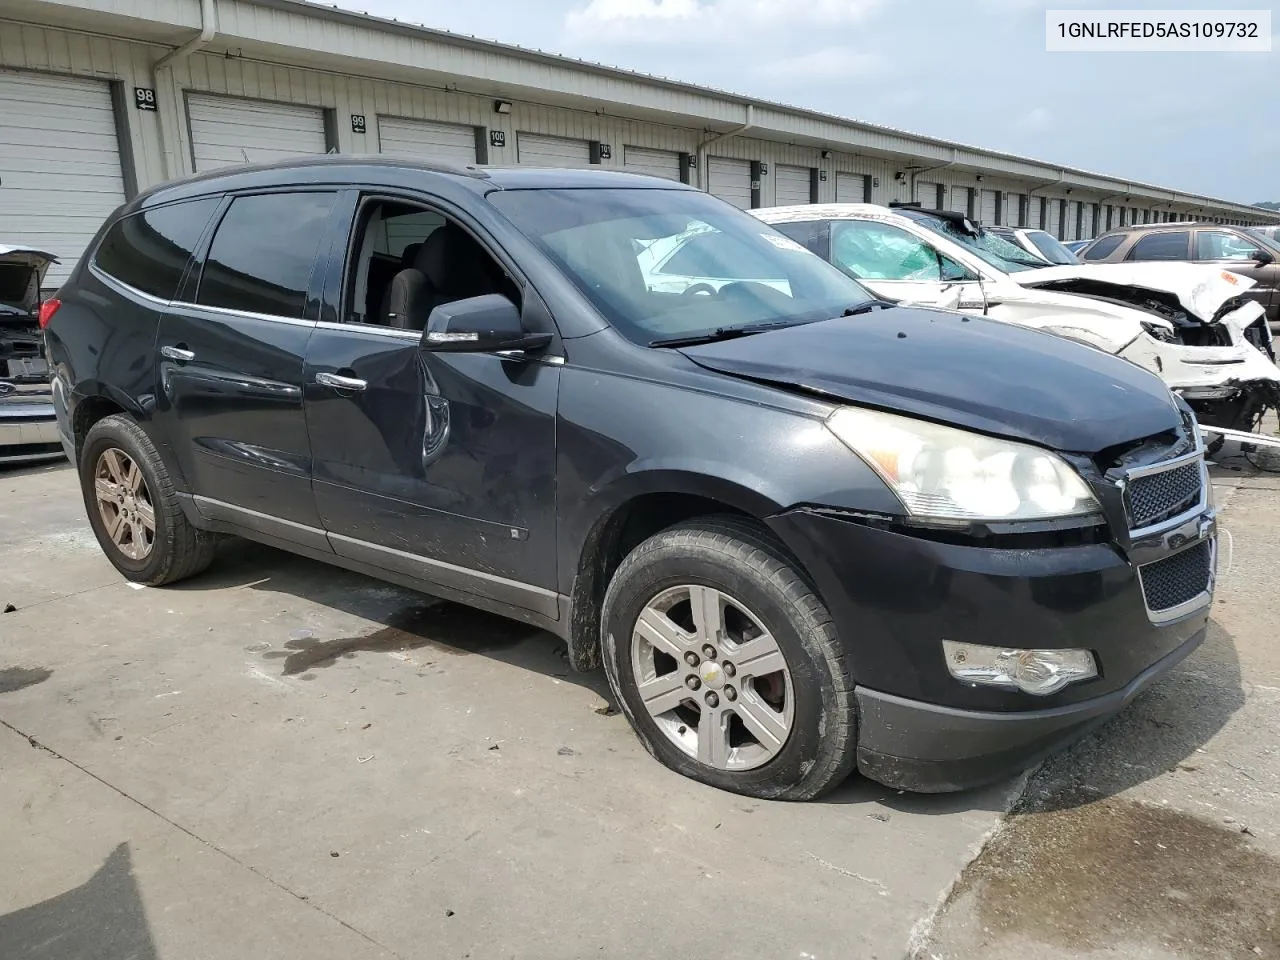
left=563, top=466, right=790, bottom=672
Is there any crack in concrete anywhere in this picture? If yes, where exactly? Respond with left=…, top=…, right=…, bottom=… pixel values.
left=0, top=718, right=404, bottom=960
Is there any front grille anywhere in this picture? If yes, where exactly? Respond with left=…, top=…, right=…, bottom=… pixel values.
left=1125, top=460, right=1202, bottom=529
left=1139, top=541, right=1212, bottom=613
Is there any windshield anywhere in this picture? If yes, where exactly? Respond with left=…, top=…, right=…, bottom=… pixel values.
left=909, top=213, right=1049, bottom=274
left=488, top=188, right=876, bottom=344
left=1025, top=230, right=1080, bottom=265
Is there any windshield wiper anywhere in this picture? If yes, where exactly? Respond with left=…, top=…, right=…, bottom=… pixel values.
left=842, top=300, right=894, bottom=316
left=650, top=321, right=799, bottom=348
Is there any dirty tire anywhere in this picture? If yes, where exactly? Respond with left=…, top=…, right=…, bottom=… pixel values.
left=80, top=414, right=218, bottom=585
left=601, top=516, right=857, bottom=801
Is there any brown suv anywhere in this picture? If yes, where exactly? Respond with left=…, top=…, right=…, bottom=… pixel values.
left=1080, top=222, right=1280, bottom=331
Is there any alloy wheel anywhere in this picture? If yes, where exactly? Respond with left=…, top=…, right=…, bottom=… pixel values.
left=94, top=447, right=156, bottom=561
left=630, top=584, right=795, bottom=771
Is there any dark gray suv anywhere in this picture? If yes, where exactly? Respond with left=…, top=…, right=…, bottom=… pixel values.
left=43, top=158, right=1217, bottom=798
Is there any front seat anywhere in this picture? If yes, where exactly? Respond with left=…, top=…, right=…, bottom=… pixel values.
left=379, top=242, right=426, bottom=328
left=383, top=227, right=495, bottom=330
left=418, top=224, right=497, bottom=314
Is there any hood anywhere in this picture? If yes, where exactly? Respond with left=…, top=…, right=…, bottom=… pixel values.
left=0, top=245, right=59, bottom=317
left=678, top=307, right=1181, bottom=453
left=1012, top=262, right=1255, bottom=322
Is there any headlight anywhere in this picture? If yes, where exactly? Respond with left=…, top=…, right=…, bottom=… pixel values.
left=942, top=640, right=1097, bottom=695
left=826, top=407, right=1100, bottom=522
left=1141, top=321, right=1177, bottom=343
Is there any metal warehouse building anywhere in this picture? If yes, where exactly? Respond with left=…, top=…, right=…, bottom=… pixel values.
left=2, top=0, right=1275, bottom=286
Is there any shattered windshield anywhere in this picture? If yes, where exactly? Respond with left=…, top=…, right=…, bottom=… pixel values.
left=910, top=213, right=1049, bottom=274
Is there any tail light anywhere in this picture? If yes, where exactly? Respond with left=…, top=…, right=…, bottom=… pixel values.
left=38, top=298, right=62, bottom=329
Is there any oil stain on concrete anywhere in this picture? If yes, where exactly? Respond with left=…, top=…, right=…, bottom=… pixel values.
left=0, top=667, right=52, bottom=694
left=926, top=787, right=1280, bottom=959
left=263, top=602, right=538, bottom=676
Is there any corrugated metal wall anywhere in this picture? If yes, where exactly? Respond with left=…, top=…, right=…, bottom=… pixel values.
left=0, top=17, right=1267, bottom=276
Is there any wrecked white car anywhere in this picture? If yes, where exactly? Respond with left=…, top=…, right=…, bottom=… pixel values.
left=1, top=245, right=63, bottom=465
left=754, top=203, right=1279, bottom=437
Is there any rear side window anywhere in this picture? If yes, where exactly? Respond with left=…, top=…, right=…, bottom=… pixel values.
left=197, top=192, right=336, bottom=318
left=771, top=220, right=829, bottom=260
left=1082, top=234, right=1123, bottom=260
left=94, top=198, right=220, bottom=300
left=1126, top=231, right=1189, bottom=261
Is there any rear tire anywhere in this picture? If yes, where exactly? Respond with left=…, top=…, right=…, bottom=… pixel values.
left=80, top=414, right=218, bottom=585
left=601, top=516, right=857, bottom=800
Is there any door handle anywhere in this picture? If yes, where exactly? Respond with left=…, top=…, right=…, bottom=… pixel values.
left=160, top=345, right=195, bottom=362
left=315, top=371, right=368, bottom=392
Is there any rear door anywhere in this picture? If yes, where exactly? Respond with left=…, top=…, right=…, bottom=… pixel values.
left=153, top=189, right=339, bottom=539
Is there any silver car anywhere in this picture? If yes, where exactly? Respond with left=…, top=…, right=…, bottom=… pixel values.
left=1, top=245, right=63, bottom=465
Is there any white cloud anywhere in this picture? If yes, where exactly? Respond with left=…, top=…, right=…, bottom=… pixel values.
left=1021, top=106, right=1053, bottom=131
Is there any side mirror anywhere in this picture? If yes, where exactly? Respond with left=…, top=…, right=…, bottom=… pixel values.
left=1254, top=249, right=1274, bottom=265
left=420, top=294, right=551, bottom=354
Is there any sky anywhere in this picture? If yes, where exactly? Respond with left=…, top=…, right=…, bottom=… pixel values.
left=343, top=0, right=1278, bottom=204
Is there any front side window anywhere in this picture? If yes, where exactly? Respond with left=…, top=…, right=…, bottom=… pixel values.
left=488, top=188, right=875, bottom=345
left=197, top=192, right=336, bottom=318
left=94, top=198, right=220, bottom=300
left=830, top=220, right=957, bottom=281
left=1196, top=230, right=1262, bottom=261
left=1127, top=231, right=1190, bottom=261
left=1083, top=234, right=1124, bottom=260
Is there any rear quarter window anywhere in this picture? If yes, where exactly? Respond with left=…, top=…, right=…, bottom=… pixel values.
left=94, top=198, right=220, bottom=300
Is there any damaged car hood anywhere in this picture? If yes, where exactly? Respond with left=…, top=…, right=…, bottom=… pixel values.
left=679, top=307, right=1180, bottom=452
left=1012, top=262, right=1255, bottom=322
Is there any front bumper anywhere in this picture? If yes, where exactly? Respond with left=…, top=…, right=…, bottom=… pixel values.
left=0, top=382, right=64, bottom=465
left=768, top=504, right=1214, bottom=792
left=855, top=627, right=1205, bottom=792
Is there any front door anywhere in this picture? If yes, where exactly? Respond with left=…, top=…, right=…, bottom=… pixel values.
left=303, top=194, right=560, bottom=617
left=154, top=190, right=338, bottom=534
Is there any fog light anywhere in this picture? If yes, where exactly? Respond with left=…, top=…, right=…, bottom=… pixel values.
left=941, top=641, right=1097, bottom=696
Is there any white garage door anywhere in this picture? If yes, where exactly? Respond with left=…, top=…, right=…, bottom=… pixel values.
left=0, top=72, right=128, bottom=288
left=946, top=185, right=969, bottom=215
left=624, top=146, right=681, bottom=182
left=708, top=157, right=752, bottom=210
left=980, top=190, right=999, bottom=224
left=188, top=94, right=327, bottom=172
left=836, top=172, right=868, bottom=203
left=377, top=117, right=476, bottom=165
left=1046, top=199, right=1063, bottom=238
left=517, top=133, right=591, bottom=168
left=774, top=165, right=811, bottom=206
left=916, top=181, right=943, bottom=209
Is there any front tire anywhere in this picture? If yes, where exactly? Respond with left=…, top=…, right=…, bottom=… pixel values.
left=79, top=414, right=218, bottom=585
left=601, top=516, right=857, bottom=800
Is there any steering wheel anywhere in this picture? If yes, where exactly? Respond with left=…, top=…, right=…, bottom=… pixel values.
left=681, top=283, right=717, bottom=298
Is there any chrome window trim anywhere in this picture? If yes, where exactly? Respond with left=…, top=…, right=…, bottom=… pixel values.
left=89, top=262, right=172, bottom=308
